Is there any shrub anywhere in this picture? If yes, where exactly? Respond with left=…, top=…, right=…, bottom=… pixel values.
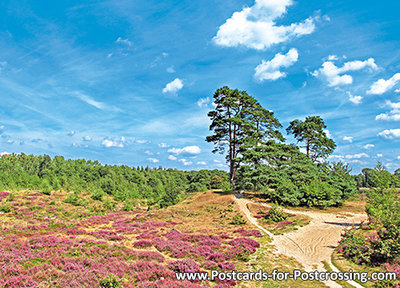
left=300, top=180, right=342, bottom=208
left=91, top=189, right=104, bottom=201
left=64, top=192, right=83, bottom=206
left=269, top=178, right=302, bottom=206
left=99, top=274, right=121, bottom=288
left=265, top=204, right=287, bottom=222
left=229, top=214, right=246, bottom=225
left=0, top=204, right=12, bottom=213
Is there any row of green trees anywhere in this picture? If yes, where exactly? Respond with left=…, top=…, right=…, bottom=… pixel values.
left=354, top=163, right=400, bottom=188
left=0, top=153, right=228, bottom=207
left=206, top=86, right=355, bottom=208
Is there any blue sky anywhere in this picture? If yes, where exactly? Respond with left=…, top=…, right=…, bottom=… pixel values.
left=0, top=0, right=399, bottom=173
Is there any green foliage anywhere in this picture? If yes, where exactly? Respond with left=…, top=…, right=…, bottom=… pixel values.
left=64, top=192, right=86, bottom=207
left=0, top=153, right=227, bottom=208
left=230, top=214, right=246, bottom=225
left=266, top=203, right=288, bottom=222
left=99, top=274, right=121, bottom=288
left=300, top=180, right=342, bottom=208
left=286, top=116, right=336, bottom=162
left=206, top=86, right=283, bottom=188
left=209, top=175, right=226, bottom=189
left=122, top=201, right=134, bottom=212
left=0, top=203, right=12, bottom=213
left=103, top=198, right=116, bottom=211
left=268, top=177, right=302, bottom=206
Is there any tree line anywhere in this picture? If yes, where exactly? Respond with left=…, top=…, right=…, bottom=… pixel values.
left=0, top=153, right=228, bottom=207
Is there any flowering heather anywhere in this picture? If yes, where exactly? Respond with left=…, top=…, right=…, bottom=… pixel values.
left=277, top=221, right=293, bottom=228
left=0, top=191, right=10, bottom=200
left=0, top=190, right=260, bottom=287
left=133, top=240, right=153, bottom=249
left=233, top=229, right=263, bottom=238
left=167, top=259, right=200, bottom=273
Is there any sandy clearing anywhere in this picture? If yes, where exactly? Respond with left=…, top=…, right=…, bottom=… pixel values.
left=234, top=195, right=368, bottom=288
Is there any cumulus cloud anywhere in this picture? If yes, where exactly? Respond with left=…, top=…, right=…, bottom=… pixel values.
left=68, top=130, right=76, bottom=136
left=163, top=78, right=183, bottom=94
left=377, top=153, right=383, bottom=157
left=179, top=159, right=192, bottom=166
left=323, top=129, right=332, bottom=138
left=168, top=145, right=201, bottom=155
left=327, top=55, right=338, bottom=61
left=254, top=48, right=298, bottom=81
left=197, top=161, right=207, bottom=165
left=342, top=136, right=353, bottom=143
left=136, top=139, right=149, bottom=144
left=102, top=137, right=125, bottom=148
left=312, top=58, right=378, bottom=86
left=213, top=0, right=316, bottom=50
left=347, top=92, right=363, bottom=105
left=144, top=150, right=153, bottom=155
left=147, top=158, right=159, bottom=163
left=363, top=144, right=375, bottom=149
left=378, top=129, right=400, bottom=139
left=168, top=155, right=177, bottom=161
left=158, top=143, right=169, bottom=148
left=375, top=101, right=400, bottom=121
left=83, top=136, right=92, bottom=141
left=197, top=97, right=210, bottom=108
left=345, top=153, right=369, bottom=159
left=367, top=73, right=400, bottom=95
left=0, top=152, right=10, bottom=156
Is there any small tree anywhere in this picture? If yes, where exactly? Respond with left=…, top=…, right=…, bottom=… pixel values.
left=287, top=116, right=335, bottom=162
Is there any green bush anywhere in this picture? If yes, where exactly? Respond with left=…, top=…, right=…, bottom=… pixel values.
left=64, top=192, right=85, bottom=206
left=300, top=180, right=342, bottom=208
left=266, top=203, right=288, bottom=222
left=91, top=189, right=104, bottom=202
left=230, top=214, right=246, bottom=225
left=0, top=204, right=12, bottom=213
left=99, top=274, right=121, bottom=288
left=268, top=177, right=302, bottom=206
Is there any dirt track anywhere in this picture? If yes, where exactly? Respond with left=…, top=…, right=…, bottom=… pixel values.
left=234, top=196, right=368, bottom=288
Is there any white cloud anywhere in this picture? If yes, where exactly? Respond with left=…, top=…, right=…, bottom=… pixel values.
left=168, top=145, right=201, bottom=155
left=144, top=150, right=153, bottom=155
left=397, top=156, right=400, bottom=160
left=77, top=93, right=106, bottom=110
left=136, top=139, right=148, bottom=144
left=342, top=136, right=353, bottom=143
left=376, top=113, right=400, bottom=121
left=363, top=144, right=375, bottom=149
left=167, top=66, right=175, bottom=73
left=378, top=129, right=400, bottom=139
left=345, top=153, right=369, bottom=159
left=102, top=137, right=125, bottom=148
left=147, top=158, right=159, bottom=163
left=197, top=97, right=210, bottom=108
left=179, top=159, right=192, bottom=166
left=168, top=155, right=177, bottom=161
left=158, top=143, right=169, bottom=148
left=116, top=37, right=132, bottom=46
left=347, top=92, right=363, bottom=105
left=377, top=153, right=383, bottom=157
left=197, top=161, right=207, bottom=165
left=367, top=73, right=400, bottom=95
left=0, top=152, right=10, bottom=156
left=213, top=0, right=316, bottom=50
left=328, top=155, right=344, bottom=160
left=376, top=101, right=400, bottom=121
left=68, top=130, right=76, bottom=136
left=313, top=58, right=378, bottom=86
left=395, top=88, right=400, bottom=93
left=0, top=125, right=4, bottom=131
left=83, top=136, right=92, bottom=141
left=323, top=129, right=332, bottom=138
left=254, top=48, right=298, bottom=81
left=163, top=78, right=183, bottom=94
left=327, top=55, right=338, bottom=61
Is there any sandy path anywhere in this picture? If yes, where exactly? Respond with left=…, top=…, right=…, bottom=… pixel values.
left=234, top=195, right=368, bottom=288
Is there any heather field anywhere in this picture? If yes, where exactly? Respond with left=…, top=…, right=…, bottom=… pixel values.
left=0, top=189, right=272, bottom=288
